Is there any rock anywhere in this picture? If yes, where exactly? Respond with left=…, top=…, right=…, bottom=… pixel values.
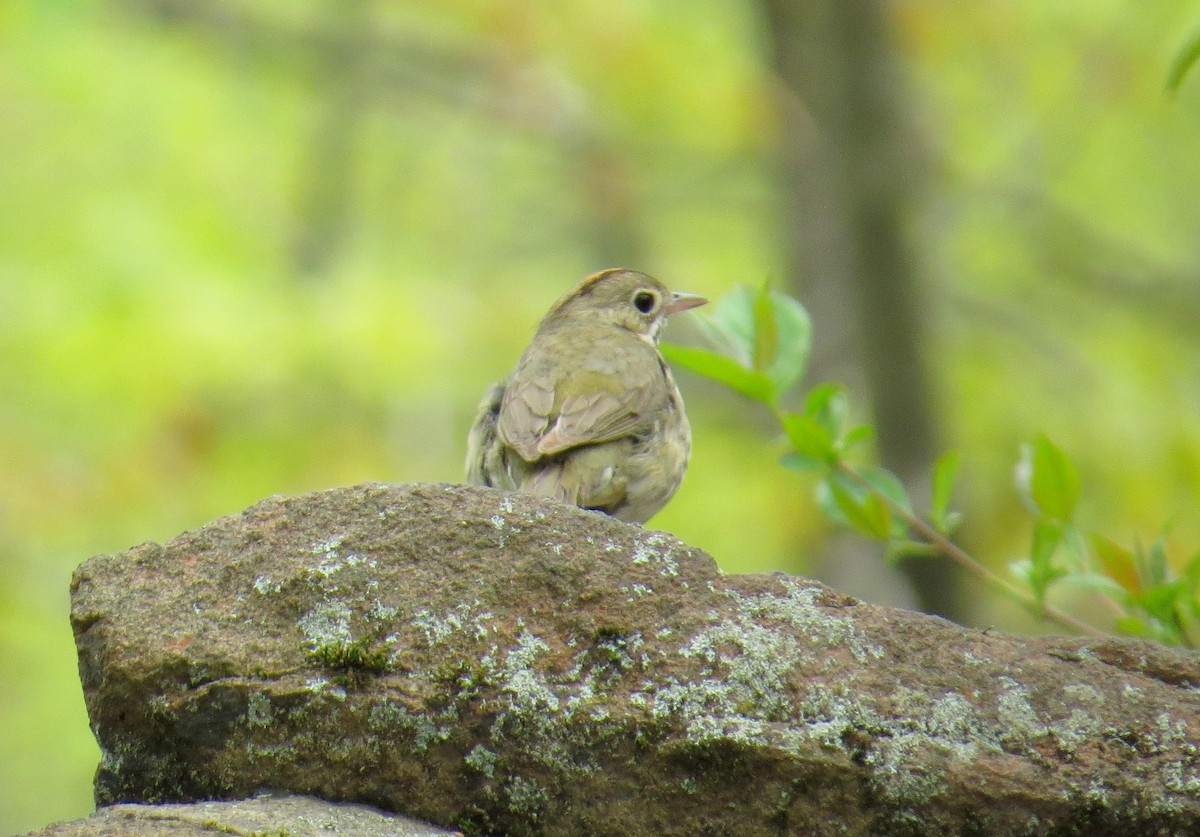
left=23, top=793, right=459, bottom=836
left=71, top=482, right=1200, bottom=836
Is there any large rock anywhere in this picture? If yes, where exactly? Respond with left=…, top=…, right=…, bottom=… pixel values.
left=71, top=482, right=1200, bottom=836
left=24, top=794, right=457, bottom=836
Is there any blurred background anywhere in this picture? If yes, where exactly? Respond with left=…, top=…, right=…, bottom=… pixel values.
left=3, top=0, right=1200, bottom=832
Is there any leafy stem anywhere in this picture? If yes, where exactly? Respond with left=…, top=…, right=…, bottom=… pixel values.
left=831, top=460, right=1105, bottom=637
left=665, top=283, right=1199, bottom=646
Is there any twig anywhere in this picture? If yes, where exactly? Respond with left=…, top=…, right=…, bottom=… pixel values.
left=835, top=463, right=1106, bottom=638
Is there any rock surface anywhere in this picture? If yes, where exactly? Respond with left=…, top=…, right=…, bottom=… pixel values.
left=71, top=482, right=1200, bottom=836
left=25, top=793, right=458, bottom=836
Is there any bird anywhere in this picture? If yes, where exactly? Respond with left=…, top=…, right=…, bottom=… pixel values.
left=466, top=268, right=707, bottom=523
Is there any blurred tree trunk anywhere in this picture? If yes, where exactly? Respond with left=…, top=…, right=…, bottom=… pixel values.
left=758, top=0, right=966, bottom=621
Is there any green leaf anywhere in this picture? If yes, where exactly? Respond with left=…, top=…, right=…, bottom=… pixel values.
left=780, top=451, right=825, bottom=472
left=752, top=283, right=778, bottom=374
left=1010, top=559, right=1035, bottom=589
left=1031, top=519, right=1063, bottom=569
left=1056, top=572, right=1132, bottom=605
left=1115, top=616, right=1152, bottom=639
left=1091, top=534, right=1140, bottom=595
left=816, top=476, right=851, bottom=528
left=1034, top=564, right=1069, bottom=596
left=692, top=286, right=757, bottom=366
left=1138, top=579, right=1187, bottom=626
left=843, top=424, right=875, bottom=451
left=804, top=383, right=849, bottom=445
left=818, top=472, right=892, bottom=540
left=1168, top=21, right=1200, bottom=92
left=1029, top=435, right=1080, bottom=522
left=857, top=494, right=894, bottom=541
left=1078, top=576, right=1133, bottom=607
left=1060, top=524, right=1089, bottom=571
left=680, top=284, right=810, bottom=400
left=859, top=466, right=913, bottom=518
left=780, top=412, right=837, bottom=463
left=885, top=538, right=942, bottom=563
left=1025, top=519, right=1068, bottom=602
left=660, top=344, right=777, bottom=404
left=763, top=292, right=811, bottom=396
left=805, top=382, right=845, bottom=417
left=1128, top=603, right=1185, bottom=646
left=930, top=451, right=960, bottom=533
left=1145, top=535, right=1170, bottom=587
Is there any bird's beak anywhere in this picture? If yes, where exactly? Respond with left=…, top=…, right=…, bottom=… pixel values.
left=664, top=291, right=708, bottom=315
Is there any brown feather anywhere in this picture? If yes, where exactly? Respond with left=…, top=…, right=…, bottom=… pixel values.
left=466, top=268, right=704, bottom=523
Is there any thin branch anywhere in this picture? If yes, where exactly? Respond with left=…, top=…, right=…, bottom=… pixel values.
left=835, top=463, right=1106, bottom=638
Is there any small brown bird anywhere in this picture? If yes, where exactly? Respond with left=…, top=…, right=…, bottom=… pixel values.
left=466, top=268, right=707, bottom=523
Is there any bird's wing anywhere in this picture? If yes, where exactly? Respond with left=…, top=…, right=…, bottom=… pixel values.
left=496, top=375, right=557, bottom=461
left=498, top=347, right=664, bottom=462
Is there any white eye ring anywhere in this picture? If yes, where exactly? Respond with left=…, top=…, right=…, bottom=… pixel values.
left=633, top=290, right=658, bottom=314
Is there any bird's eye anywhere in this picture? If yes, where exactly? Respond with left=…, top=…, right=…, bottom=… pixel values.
left=633, top=290, right=658, bottom=314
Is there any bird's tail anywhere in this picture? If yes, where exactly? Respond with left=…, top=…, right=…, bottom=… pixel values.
left=465, top=381, right=507, bottom=486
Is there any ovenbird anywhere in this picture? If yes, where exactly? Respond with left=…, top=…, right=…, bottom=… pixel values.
left=466, top=268, right=707, bottom=523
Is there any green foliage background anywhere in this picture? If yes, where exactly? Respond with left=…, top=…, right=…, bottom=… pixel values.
left=2, top=1, right=1200, bottom=832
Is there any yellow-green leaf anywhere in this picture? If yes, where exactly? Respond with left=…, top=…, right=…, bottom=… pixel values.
left=661, top=343, right=776, bottom=404
left=1168, top=21, right=1200, bottom=92
left=1030, top=435, right=1080, bottom=522
left=1091, top=534, right=1140, bottom=595
left=781, top=412, right=836, bottom=462
left=752, top=282, right=778, bottom=374
left=930, top=451, right=959, bottom=533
